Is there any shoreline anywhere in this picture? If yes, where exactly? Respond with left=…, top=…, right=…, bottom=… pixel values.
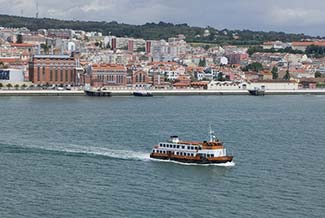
left=0, top=89, right=325, bottom=96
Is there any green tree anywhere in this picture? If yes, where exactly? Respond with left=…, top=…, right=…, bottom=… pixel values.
left=198, top=58, right=206, bottom=67
left=16, top=34, right=23, bottom=43
left=217, top=72, right=224, bottom=81
left=41, top=44, right=50, bottom=54
left=14, top=84, right=20, bottom=90
left=243, top=62, right=263, bottom=72
left=136, top=47, right=145, bottom=52
left=0, top=83, right=3, bottom=89
left=6, top=83, right=12, bottom=90
left=21, top=84, right=27, bottom=89
left=283, top=70, right=291, bottom=80
left=315, top=72, right=322, bottom=78
left=271, top=66, right=279, bottom=79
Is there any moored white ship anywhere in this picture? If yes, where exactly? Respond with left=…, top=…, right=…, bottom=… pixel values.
left=150, top=130, right=233, bottom=164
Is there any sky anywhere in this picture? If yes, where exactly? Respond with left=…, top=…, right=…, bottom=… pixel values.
left=0, top=0, right=324, bottom=36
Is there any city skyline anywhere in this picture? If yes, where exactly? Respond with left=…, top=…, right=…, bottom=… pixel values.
left=0, top=0, right=325, bottom=36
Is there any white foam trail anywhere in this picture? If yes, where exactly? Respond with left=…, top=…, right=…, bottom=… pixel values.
left=16, top=143, right=151, bottom=161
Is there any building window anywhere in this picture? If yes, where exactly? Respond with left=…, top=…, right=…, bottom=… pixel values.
left=50, top=67, right=53, bottom=81
left=37, top=66, right=40, bottom=81
left=42, top=66, right=45, bottom=82
left=71, top=69, right=74, bottom=83
left=60, top=68, right=63, bottom=82
left=65, top=69, right=68, bottom=82
left=55, top=68, right=58, bottom=82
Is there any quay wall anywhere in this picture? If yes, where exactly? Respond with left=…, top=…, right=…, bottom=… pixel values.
left=1, top=89, right=325, bottom=96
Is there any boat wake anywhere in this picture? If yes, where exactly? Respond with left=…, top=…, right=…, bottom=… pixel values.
left=2, top=142, right=151, bottom=162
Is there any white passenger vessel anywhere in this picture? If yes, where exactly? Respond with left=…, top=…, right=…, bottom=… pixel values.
left=150, top=130, right=233, bottom=164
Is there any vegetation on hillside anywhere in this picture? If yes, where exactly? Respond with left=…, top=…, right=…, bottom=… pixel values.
left=0, top=14, right=320, bottom=45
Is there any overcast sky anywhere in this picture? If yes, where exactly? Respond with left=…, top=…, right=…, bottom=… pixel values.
left=1, top=0, right=324, bottom=36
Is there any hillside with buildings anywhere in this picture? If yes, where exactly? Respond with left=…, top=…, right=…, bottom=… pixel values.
left=0, top=14, right=319, bottom=45
left=1, top=17, right=325, bottom=92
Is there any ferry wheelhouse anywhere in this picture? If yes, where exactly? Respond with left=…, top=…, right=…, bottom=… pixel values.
left=150, top=131, right=233, bottom=164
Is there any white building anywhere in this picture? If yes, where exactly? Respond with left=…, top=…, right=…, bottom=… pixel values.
left=208, top=80, right=299, bottom=90
left=0, top=69, right=25, bottom=84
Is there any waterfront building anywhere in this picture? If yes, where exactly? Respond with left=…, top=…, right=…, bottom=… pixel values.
left=131, top=70, right=150, bottom=88
left=248, top=80, right=299, bottom=90
left=0, top=68, right=25, bottom=84
left=28, top=54, right=78, bottom=85
left=90, top=64, right=127, bottom=87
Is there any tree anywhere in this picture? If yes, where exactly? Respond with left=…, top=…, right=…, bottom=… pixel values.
left=14, top=84, right=20, bottom=90
left=16, top=34, right=23, bottom=43
left=41, top=44, right=50, bottom=54
left=217, top=72, right=224, bottom=81
left=283, top=70, right=291, bottom=80
left=271, top=66, right=279, bottom=79
left=315, top=72, right=322, bottom=78
left=136, top=47, right=145, bottom=52
left=243, top=62, right=263, bottom=72
left=21, top=84, right=27, bottom=89
left=0, top=83, right=3, bottom=89
left=6, top=83, right=12, bottom=90
left=198, top=58, right=206, bottom=67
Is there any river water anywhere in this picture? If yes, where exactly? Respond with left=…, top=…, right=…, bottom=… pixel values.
left=0, top=95, right=324, bottom=218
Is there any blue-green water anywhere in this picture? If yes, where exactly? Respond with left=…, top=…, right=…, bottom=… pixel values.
left=0, top=96, right=324, bottom=218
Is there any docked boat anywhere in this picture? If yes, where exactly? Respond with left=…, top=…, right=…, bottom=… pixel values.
left=248, top=88, right=265, bottom=96
left=133, top=91, right=153, bottom=97
left=150, top=130, right=233, bottom=164
left=84, top=90, right=112, bottom=97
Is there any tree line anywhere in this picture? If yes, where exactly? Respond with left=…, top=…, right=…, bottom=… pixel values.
left=0, top=14, right=318, bottom=45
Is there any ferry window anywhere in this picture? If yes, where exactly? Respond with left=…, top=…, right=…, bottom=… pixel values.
left=163, top=144, right=165, bottom=147
left=211, top=154, right=214, bottom=157
left=198, top=147, right=202, bottom=150
left=191, top=146, right=194, bottom=150
left=187, top=146, right=190, bottom=149
left=177, top=145, right=180, bottom=149
left=191, top=154, right=194, bottom=157
left=173, top=145, right=176, bottom=148
left=207, top=154, right=210, bottom=158
left=182, top=146, right=185, bottom=149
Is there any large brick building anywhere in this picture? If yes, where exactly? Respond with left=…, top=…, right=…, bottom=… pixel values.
left=90, top=64, right=127, bottom=87
left=29, top=55, right=78, bottom=85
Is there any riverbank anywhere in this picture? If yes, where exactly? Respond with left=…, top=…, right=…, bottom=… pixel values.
left=1, top=89, right=325, bottom=96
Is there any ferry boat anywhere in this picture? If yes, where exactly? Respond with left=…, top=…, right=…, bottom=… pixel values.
left=84, top=90, right=112, bottom=97
left=150, top=130, right=233, bottom=164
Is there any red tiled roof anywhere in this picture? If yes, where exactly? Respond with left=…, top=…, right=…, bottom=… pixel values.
left=10, top=43, right=36, bottom=48
left=292, top=41, right=325, bottom=47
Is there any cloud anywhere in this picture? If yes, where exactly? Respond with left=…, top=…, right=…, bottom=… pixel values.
left=0, top=0, right=325, bottom=35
